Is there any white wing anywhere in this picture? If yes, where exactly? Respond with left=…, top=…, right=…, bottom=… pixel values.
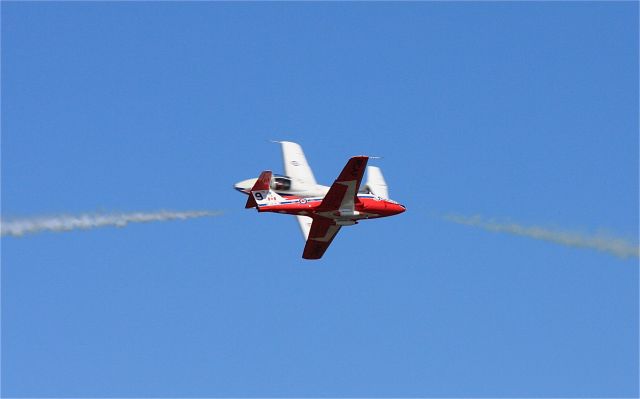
left=296, top=215, right=313, bottom=241
left=279, top=141, right=317, bottom=189
left=365, top=166, right=389, bottom=199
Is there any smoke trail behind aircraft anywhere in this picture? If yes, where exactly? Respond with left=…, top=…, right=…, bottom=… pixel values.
left=1, top=210, right=222, bottom=238
left=443, top=214, right=639, bottom=259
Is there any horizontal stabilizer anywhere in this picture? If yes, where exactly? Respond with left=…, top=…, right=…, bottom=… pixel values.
left=245, top=195, right=257, bottom=209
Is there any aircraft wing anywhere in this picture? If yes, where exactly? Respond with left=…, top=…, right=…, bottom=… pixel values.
left=365, top=166, right=389, bottom=199
left=296, top=215, right=312, bottom=241
left=302, top=217, right=341, bottom=259
left=317, top=156, right=369, bottom=212
left=279, top=141, right=317, bottom=189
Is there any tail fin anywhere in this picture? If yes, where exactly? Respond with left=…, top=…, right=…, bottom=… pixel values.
left=245, top=171, right=285, bottom=210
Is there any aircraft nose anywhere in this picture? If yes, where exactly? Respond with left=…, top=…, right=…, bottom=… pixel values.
left=389, top=203, right=405, bottom=215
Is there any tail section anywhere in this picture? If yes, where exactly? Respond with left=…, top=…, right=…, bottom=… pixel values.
left=245, top=170, right=285, bottom=210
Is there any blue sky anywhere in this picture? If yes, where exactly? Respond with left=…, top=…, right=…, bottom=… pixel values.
left=2, top=2, right=638, bottom=397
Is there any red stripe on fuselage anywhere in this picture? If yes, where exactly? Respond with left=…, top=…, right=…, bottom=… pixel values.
left=258, top=197, right=405, bottom=219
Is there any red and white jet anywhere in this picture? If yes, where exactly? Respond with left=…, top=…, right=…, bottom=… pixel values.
left=237, top=145, right=406, bottom=259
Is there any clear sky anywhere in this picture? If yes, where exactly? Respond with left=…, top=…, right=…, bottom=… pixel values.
left=2, top=2, right=638, bottom=397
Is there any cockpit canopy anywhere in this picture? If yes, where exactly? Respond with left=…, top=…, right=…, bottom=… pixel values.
left=271, top=174, right=292, bottom=191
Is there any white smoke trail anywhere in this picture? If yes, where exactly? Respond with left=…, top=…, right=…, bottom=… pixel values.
left=443, top=214, right=639, bottom=260
left=1, top=210, right=222, bottom=238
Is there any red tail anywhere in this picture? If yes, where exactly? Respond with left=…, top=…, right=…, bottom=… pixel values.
left=253, top=171, right=272, bottom=190
left=244, top=171, right=273, bottom=208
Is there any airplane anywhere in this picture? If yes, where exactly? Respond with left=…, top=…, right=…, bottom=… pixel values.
left=234, top=142, right=406, bottom=259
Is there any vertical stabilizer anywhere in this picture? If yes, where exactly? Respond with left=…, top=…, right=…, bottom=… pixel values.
left=246, top=171, right=285, bottom=210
